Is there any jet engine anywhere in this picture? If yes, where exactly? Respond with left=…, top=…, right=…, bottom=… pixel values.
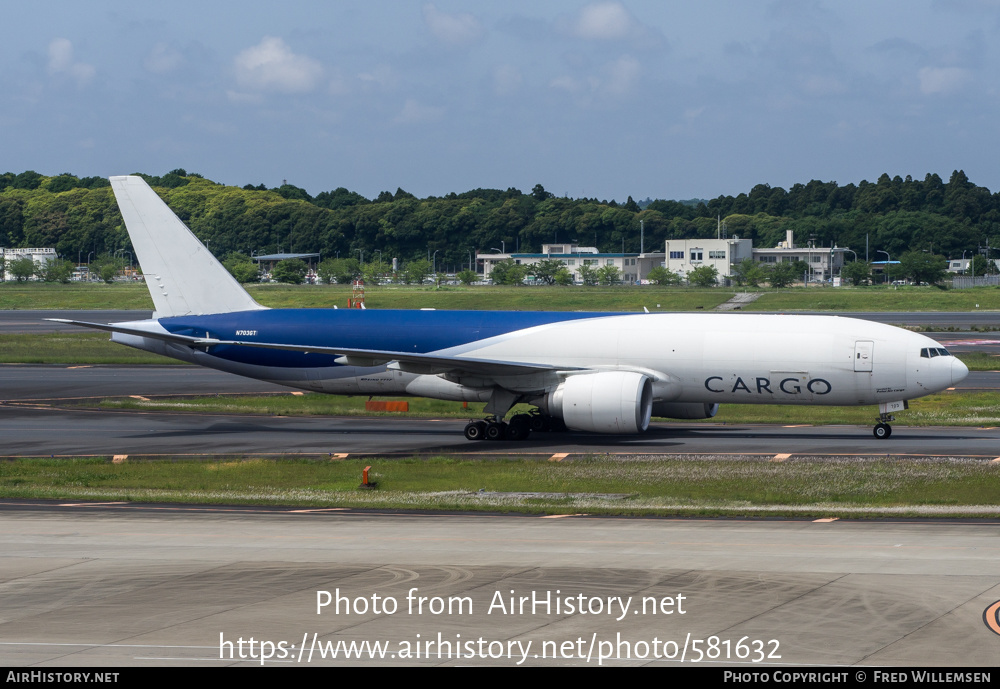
left=652, top=402, right=719, bottom=419
left=537, top=371, right=653, bottom=434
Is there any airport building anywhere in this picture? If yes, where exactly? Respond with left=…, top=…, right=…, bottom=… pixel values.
left=478, top=244, right=645, bottom=284
left=477, top=232, right=851, bottom=286
left=0, top=247, right=57, bottom=281
left=751, top=231, right=849, bottom=283
left=662, top=237, right=753, bottom=283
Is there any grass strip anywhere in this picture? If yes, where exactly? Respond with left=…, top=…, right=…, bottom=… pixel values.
left=2, top=454, right=999, bottom=517
left=0, top=333, right=182, bottom=364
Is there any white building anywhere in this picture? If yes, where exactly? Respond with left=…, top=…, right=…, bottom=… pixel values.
left=751, top=231, right=848, bottom=283
left=663, top=237, right=753, bottom=283
left=478, top=244, right=643, bottom=283
left=1, top=248, right=57, bottom=281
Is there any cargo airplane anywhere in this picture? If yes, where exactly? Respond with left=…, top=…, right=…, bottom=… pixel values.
left=52, top=176, right=968, bottom=441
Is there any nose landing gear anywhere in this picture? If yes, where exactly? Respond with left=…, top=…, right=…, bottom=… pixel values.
left=873, top=412, right=894, bottom=439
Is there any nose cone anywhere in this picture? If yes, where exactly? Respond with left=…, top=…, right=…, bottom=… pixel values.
left=952, top=356, right=969, bottom=385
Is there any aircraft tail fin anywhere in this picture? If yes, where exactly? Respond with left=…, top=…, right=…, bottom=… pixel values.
left=109, top=175, right=266, bottom=317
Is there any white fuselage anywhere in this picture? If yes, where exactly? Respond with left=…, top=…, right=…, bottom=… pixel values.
left=113, top=313, right=966, bottom=408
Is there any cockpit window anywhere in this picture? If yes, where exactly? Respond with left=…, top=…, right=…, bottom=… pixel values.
left=920, top=347, right=952, bottom=358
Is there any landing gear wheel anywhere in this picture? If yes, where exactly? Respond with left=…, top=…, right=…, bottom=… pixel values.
left=505, top=417, right=530, bottom=441
left=528, top=415, right=550, bottom=432
left=873, top=422, right=892, bottom=439
left=485, top=422, right=507, bottom=441
left=464, top=421, right=487, bottom=441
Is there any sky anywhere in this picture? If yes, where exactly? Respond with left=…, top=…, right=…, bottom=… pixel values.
left=3, top=1, right=1000, bottom=201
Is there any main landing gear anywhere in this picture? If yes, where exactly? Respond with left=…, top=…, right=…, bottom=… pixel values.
left=873, top=413, right=894, bottom=439
left=463, top=412, right=565, bottom=442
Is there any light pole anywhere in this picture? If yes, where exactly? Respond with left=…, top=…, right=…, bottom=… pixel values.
left=432, top=249, right=440, bottom=275
left=876, top=250, right=890, bottom=284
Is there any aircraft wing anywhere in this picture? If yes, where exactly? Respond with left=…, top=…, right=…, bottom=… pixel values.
left=47, top=318, right=582, bottom=377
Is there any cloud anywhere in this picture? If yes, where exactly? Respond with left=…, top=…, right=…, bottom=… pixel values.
left=393, top=98, right=445, bottom=124
left=47, top=38, right=95, bottom=86
left=144, top=43, right=184, bottom=74
left=918, top=66, right=971, bottom=94
left=572, top=2, right=635, bottom=40
left=234, top=37, right=323, bottom=93
left=423, top=4, right=483, bottom=45
left=550, top=55, right=641, bottom=102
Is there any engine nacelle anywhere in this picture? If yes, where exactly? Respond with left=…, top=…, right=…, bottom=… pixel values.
left=541, top=371, right=653, bottom=434
left=652, top=402, right=719, bottom=420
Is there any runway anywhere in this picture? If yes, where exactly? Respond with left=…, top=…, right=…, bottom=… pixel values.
left=1, top=500, right=997, bottom=666
left=2, top=405, right=999, bottom=457
left=1, top=365, right=997, bottom=457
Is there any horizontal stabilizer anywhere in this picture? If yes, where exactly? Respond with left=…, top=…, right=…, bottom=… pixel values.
left=45, top=319, right=222, bottom=346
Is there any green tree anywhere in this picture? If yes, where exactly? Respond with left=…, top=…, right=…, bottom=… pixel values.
left=362, top=260, right=386, bottom=286
left=969, top=254, right=991, bottom=276
left=90, top=255, right=126, bottom=283
left=688, top=265, right=719, bottom=287
left=767, top=261, right=800, bottom=288
left=840, top=260, right=871, bottom=286
left=490, top=259, right=528, bottom=285
left=530, top=259, right=565, bottom=285
left=39, top=257, right=74, bottom=283
left=318, top=258, right=360, bottom=284
left=597, top=264, right=621, bottom=285
left=271, top=258, right=309, bottom=284
left=731, top=258, right=767, bottom=287
left=8, top=256, right=36, bottom=282
left=403, top=258, right=432, bottom=285
left=577, top=263, right=599, bottom=286
left=898, top=251, right=947, bottom=285
left=222, top=253, right=260, bottom=283
left=645, top=266, right=682, bottom=286
left=456, top=269, right=477, bottom=285
left=553, top=267, right=574, bottom=285
left=531, top=184, right=552, bottom=202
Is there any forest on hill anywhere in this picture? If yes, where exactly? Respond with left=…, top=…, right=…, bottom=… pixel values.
left=0, top=168, right=997, bottom=273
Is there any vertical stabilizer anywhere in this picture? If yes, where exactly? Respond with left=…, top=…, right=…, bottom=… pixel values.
left=110, top=175, right=266, bottom=317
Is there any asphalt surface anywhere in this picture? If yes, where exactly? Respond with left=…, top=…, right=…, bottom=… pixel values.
left=0, top=363, right=997, bottom=456
left=1, top=501, right=998, bottom=666
left=0, top=365, right=290, bottom=401
left=1, top=403, right=998, bottom=457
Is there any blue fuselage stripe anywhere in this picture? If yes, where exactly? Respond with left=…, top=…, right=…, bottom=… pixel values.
left=160, top=309, right=607, bottom=368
